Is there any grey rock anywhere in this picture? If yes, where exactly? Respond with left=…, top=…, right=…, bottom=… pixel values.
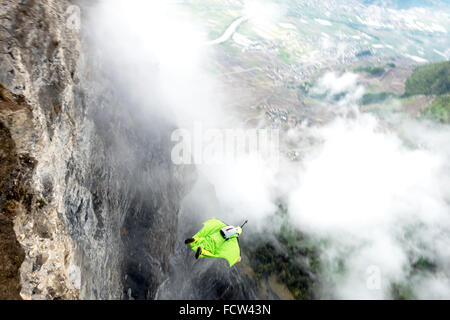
left=0, top=0, right=254, bottom=301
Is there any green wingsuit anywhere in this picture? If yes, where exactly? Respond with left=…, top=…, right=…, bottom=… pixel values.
left=189, top=218, right=241, bottom=267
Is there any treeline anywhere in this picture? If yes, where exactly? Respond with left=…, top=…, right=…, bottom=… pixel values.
left=403, top=60, right=450, bottom=123
left=404, top=60, right=450, bottom=96
left=354, top=66, right=386, bottom=76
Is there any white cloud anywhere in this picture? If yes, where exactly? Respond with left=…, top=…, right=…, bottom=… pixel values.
left=286, top=73, right=450, bottom=299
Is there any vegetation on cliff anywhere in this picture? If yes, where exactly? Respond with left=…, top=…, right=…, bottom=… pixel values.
left=243, top=208, right=320, bottom=300
left=421, top=95, right=450, bottom=123
left=404, top=60, right=450, bottom=96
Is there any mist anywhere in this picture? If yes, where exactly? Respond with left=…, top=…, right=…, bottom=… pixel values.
left=199, top=69, right=450, bottom=299
left=289, top=113, right=450, bottom=299
left=85, top=0, right=450, bottom=299
left=87, top=0, right=229, bottom=129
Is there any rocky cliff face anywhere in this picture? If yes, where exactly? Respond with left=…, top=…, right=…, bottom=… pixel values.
left=0, top=0, right=83, bottom=299
left=0, top=88, right=31, bottom=299
left=0, top=0, right=194, bottom=300
left=0, top=0, right=259, bottom=301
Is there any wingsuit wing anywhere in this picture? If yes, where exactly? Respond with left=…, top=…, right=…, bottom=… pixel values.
left=196, top=218, right=227, bottom=238
left=189, top=218, right=241, bottom=267
left=216, top=237, right=241, bottom=267
left=189, top=218, right=226, bottom=253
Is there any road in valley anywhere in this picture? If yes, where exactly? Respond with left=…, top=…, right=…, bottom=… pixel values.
left=207, top=16, right=249, bottom=45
